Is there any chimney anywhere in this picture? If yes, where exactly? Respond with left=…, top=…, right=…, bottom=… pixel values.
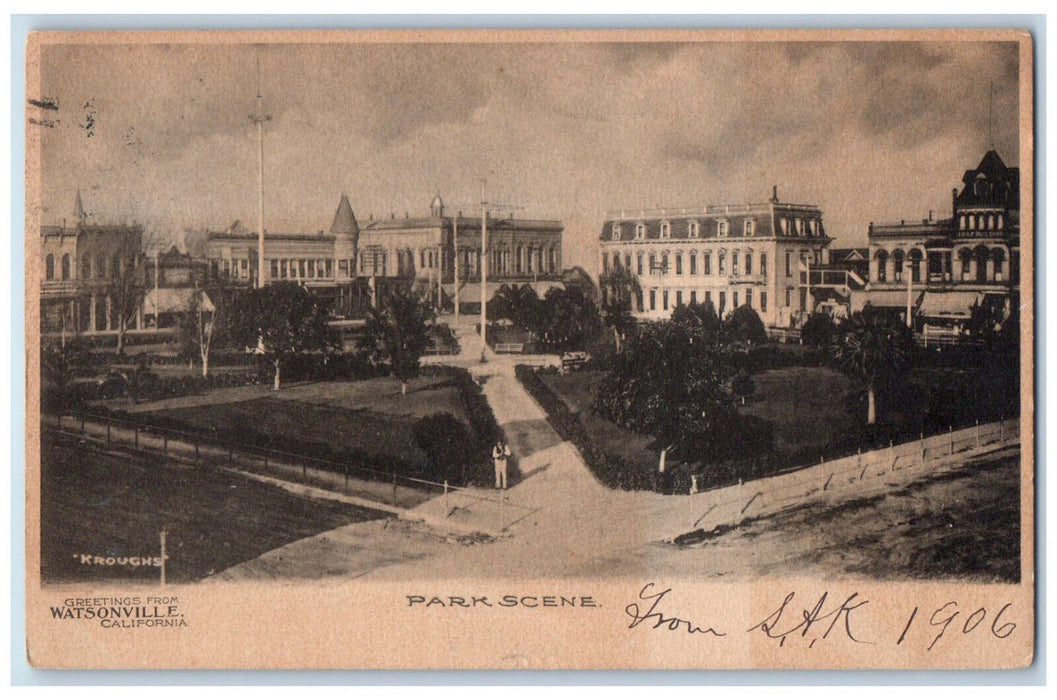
left=928, top=210, right=933, bottom=221
left=770, top=185, right=779, bottom=203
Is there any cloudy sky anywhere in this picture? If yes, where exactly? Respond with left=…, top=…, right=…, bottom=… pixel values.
left=34, top=37, right=1020, bottom=272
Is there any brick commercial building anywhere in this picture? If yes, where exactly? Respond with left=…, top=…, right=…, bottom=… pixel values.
left=861, top=149, right=1020, bottom=332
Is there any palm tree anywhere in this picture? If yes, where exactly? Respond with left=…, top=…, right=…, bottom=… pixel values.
left=599, top=265, right=641, bottom=352
left=830, top=308, right=913, bottom=425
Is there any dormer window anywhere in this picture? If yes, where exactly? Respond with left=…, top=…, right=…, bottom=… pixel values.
left=809, top=219, right=818, bottom=236
left=611, top=223, right=622, bottom=240
left=780, top=218, right=789, bottom=235
left=635, top=223, right=646, bottom=240
left=744, top=219, right=755, bottom=236
left=660, top=220, right=671, bottom=239
left=717, top=220, right=729, bottom=237
left=688, top=220, right=700, bottom=238
left=795, top=218, right=805, bottom=236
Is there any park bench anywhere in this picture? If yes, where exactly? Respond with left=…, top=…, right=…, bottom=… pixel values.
left=494, top=342, right=525, bottom=354
left=560, top=351, right=589, bottom=373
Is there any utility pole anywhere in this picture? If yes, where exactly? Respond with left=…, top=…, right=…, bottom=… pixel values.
left=453, top=214, right=460, bottom=325
left=906, top=259, right=913, bottom=329
left=250, top=55, right=272, bottom=289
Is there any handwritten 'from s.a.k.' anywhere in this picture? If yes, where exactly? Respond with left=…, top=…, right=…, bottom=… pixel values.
left=623, top=583, right=1019, bottom=653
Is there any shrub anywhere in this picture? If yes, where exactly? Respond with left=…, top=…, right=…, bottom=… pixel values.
left=413, top=413, right=476, bottom=484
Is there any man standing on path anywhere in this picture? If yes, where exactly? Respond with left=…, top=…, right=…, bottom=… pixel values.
left=492, top=439, right=511, bottom=489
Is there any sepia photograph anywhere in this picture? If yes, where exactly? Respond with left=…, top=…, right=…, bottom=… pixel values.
left=23, top=28, right=1034, bottom=670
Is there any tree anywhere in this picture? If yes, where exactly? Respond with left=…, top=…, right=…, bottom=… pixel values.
left=537, top=286, right=603, bottom=353
left=731, top=371, right=756, bottom=405
left=594, top=321, right=740, bottom=468
left=108, top=253, right=147, bottom=355
left=670, top=300, right=722, bottom=342
left=41, top=338, right=91, bottom=413
left=365, top=286, right=434, bottom=395
left=489, top=283, right=542, bottom=332
left=229, top=282, right=334, bottom=391
left=177, top=280, right=235, bottom=377
left=830, top=308, right=913, bottom=425
left=722, top=304, right=768, bottom=345
left=598, top=266, right=641, bottom=352
left=800, top=312, right=837, bottom=346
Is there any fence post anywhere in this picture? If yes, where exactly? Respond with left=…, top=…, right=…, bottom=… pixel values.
left=499, top=489, right=506, bottom=532
left=949, top=426, right=953, bottom=454
left=999, top=422, right=1004, bottom=442
left=392, top=472, right=398, bottom=506
left=976, top=420, right=981, bottom=449
left=444, top=480, right=449, bottom=515
left=919, top=432, right=925, bottom=462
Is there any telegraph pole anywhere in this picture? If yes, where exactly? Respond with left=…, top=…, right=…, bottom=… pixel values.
left=453, top=214, right=460, bottom=324
left=480, top=181, right=488, bottom=362
left=250, top=55, right=272, bottom=289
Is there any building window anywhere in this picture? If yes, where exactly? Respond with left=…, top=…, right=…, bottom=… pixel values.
left=704, top=253, right=711, bottom=275
left=661, top=253, right=669, bottom=273
left=662, top=290, right=669, bottom=311
left=81, top=254, right=91, bottom=279
left=744, top=219, right=755, bottom=236
left=675, top=290, right=683, bottom=307
left=959, top=249, right=971, bottom=280
left=635, top=223, right=646, bottom=239
left=785, top=288, right=792, bottom=307
left=649, top=289, right=656, bottom=310
left=810, top=219, right=819, bottom=236
left=780, top=218, right=789, bottom=235
left=271, top=260, right=279, bottom=278
left=660, top=221, right=671, bottom=239
left=745, top=253, right=753, bottom=275
left=339, top=259, right=349, bottom=277
left=688, top=221, right=700, bottom=238
left=760, top=253, right=767, bottom=278
left=892, top=250, right=904, bottom=282
left=795, top=219, right=805, bottom=236
left=611, top=224, right=621, bottom=240
left=689, top=253, right=697, bottom=275
left=308, top=260, right=316, bottom=278
left=733, top=291, right=739, bottom=308
left=719, top=291, right=726, bottom=315
left=785, top=251, right=792, bottom=277
left=636, top=253, right=644, bottom=275
left=761, top=292, right=767, bottom=312
left=675, top=253, right=683, bottom=275
left=732, top=252, right=740, bottom=277
left=875, top=250, right=888, bottom=282
left=718, top=253, right=726, bottom=276
left=45, top=254, right=54, bottom=280
left=690, top=290, right=697, bottom=304
left=624, top=254, right=631, bottom=270
left=705, top=290, right=712, bottom=306
left=717, top=220, right=729, bottom=237
left=746, top=289, right=752, bottom=309
left=602, top=254, right=609, bottom=273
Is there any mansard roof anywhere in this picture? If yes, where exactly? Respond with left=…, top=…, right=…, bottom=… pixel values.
left=599, top=202, right=824, bottom=242
left=955, top=149, right=1020, bottom=210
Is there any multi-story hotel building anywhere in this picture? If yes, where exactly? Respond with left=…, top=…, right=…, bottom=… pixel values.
left=861, top=149, right=1020, bottom=329
left=598, top=188, right=831, bottom=328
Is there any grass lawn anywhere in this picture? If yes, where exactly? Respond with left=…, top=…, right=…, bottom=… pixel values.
left=146, top=373, right=476, bottom=468
left=41, top=435, right=386, bottom=583
left=540, top=366, right=863, bottom=473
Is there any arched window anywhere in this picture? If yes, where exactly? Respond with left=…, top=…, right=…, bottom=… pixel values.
left=968, top=214, right=976, bottom=230
left=688, top=221, right=700, bottom=238
left=717, top=220, right=729, bottom=237
left=81, top=254, right=91, bottom=279
left=516, top=244, right=524, bottom=274
left=45, top=254, right=55, bottom=280
left=660, top=221, right=671, bottom=239
left=61, top=254, right=71, bottom=280
left=732, top=251, right=740, bottom=276
left=959, top=215, right=966, bottom=230
left=744, top=219, right=755, bottom=236
left=908, top=249, right=923, bottom=283
left=635, top=223, right=646, bottom=240
left=636, top=252, right=643, bottom=276
left=997, top=214, right=1004, bottom=230
left=874, top=249, right=888, bottom=282
left=648, top=253, right=656, bottom=273
left=892, top=249, right=904, bottom=282
left=958, top=248, right=972, bottom=280
left=611, top=224, right=621, bottom=240
left=992, top=248, right=1006, bottom=282
left=974, top=246, right=989, bottom=283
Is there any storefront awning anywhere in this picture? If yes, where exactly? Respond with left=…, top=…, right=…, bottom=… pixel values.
left=144, top=288, right=214, bottom=316
left=853, top=289, right=923, bottom=312
left=917, top=291, right=983, bottom=320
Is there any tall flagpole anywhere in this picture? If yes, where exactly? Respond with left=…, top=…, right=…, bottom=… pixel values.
left=250, top=55, right=272, bottom=289
left=480, top=180, right=488, bottom=363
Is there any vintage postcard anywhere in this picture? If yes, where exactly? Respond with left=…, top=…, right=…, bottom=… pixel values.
left=24, top=28, right=1034, bottom=670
